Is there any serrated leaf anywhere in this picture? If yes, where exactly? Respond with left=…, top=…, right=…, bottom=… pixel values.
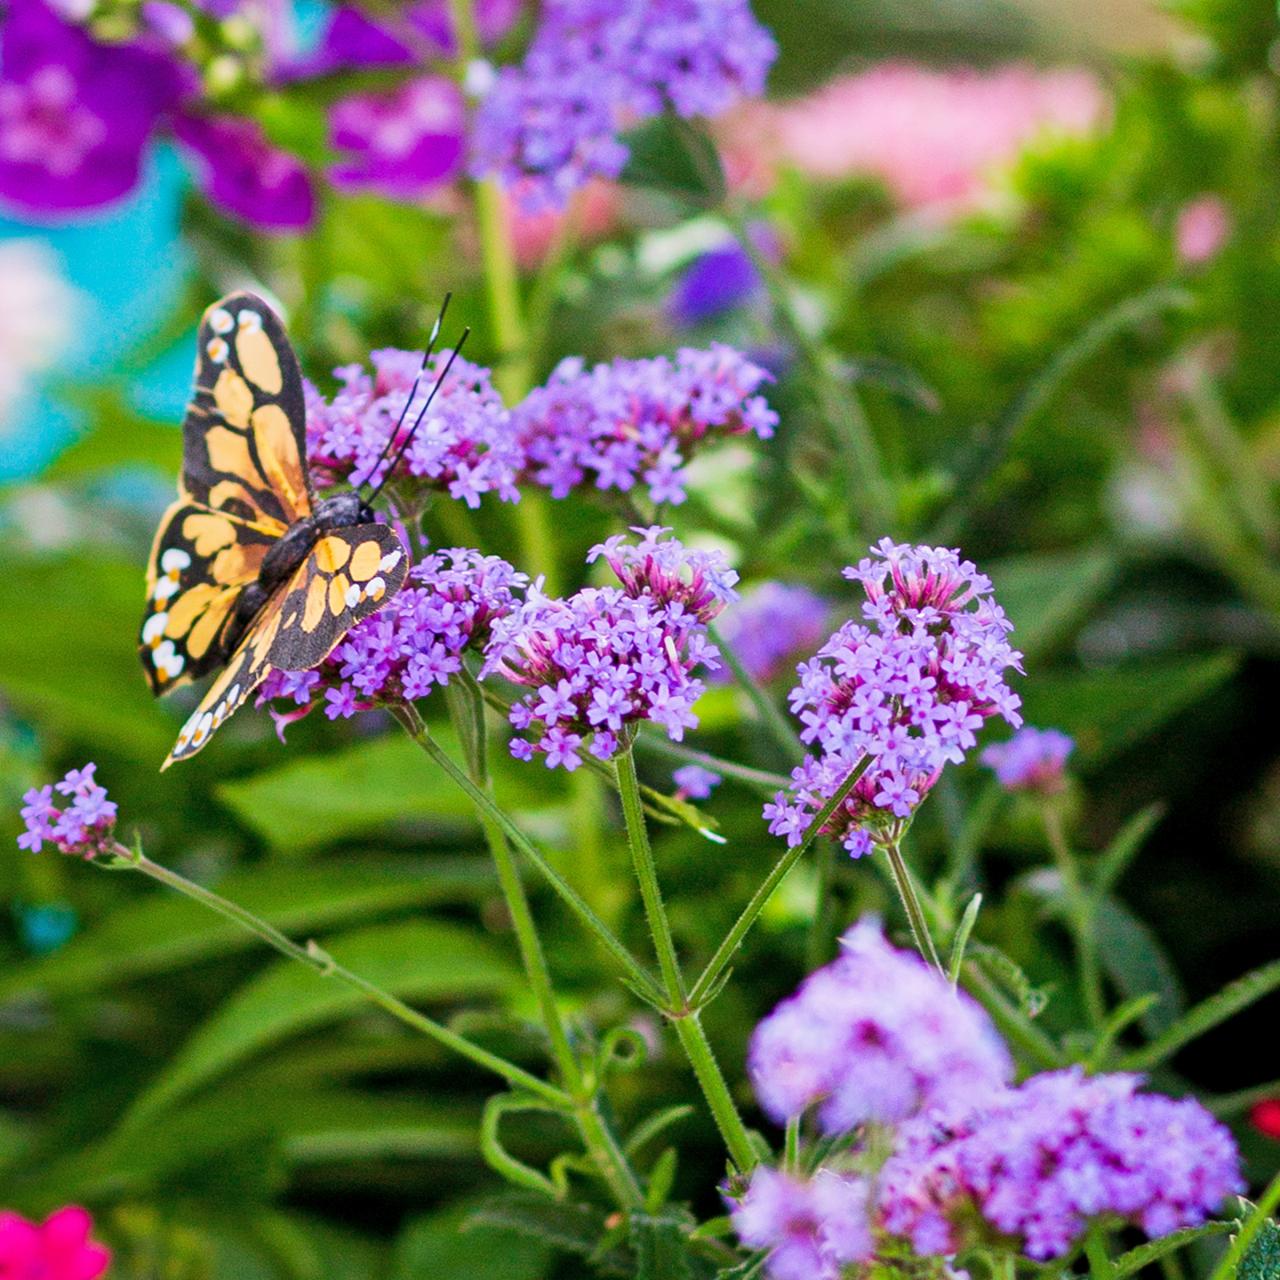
left=125, top=920, right=517, bottom=1120
left=0, top=856, right=493, bottom=1003
left=1237, top=1216, right=1280, bottom=1280
left=969, top=941, right=1049, bottom=1018
left=467, top=1193, right=633, bottom=1277
left=631, top=1212, right=695, bottom=1280
left=1113, top=1221, right=1235, bottom=1278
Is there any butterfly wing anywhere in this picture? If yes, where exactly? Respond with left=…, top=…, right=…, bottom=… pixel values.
left=161, top=524, right=408, bottom=768
left=142, top=292, right=313, bottom=694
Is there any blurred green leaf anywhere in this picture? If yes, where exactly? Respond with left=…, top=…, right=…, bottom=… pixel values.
left=468, top=1194, right=633, bottom=1276
left=1095, top=897, right=1186, bottom=1039
left=631, top=1212, right=697, bottom=1280
left=394, top=1203, right=551, bottom=1280
left=0, top=857, right=493, bottom=1003
left=126, top=920, right=518, bottom=1119
left=1113, top=1221, right=1235, bottom=1278
left=620, top=115, right=727, bottom=206
left=40, top=388, right=180, bottom=480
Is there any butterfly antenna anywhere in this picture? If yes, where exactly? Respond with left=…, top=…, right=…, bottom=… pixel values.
left=359, top=292, right=453, bottom=495
left=365, top=323, right=472, bottom=508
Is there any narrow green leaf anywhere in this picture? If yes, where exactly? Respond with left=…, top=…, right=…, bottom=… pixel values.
left=1122, top=955, right=1280, bottom=1072
left=1093, top=804, right=1165, bottom=901
left=1113, top=1221, right=1235, bottom=1278
left=0, top=857, right=493, bottom=1003
left=125, top=920, right=517, bottom=1120
left=948, top=893, right=983, bottom=985
left=625, top=1106, right=695, bottom=1158
left=1095, top=897, right=1186, bottom=1038
left=631, top=1212, right=695, bottom=1280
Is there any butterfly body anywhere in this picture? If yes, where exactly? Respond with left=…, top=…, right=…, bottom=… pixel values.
left=142, top=293, right=410, bottom=768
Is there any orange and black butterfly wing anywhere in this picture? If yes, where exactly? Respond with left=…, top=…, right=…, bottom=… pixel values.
left=142, top=292, right=313, bottom=695
left=181, top=291, right=313, bottom=528
left=162, top=525, right=408, bottom=768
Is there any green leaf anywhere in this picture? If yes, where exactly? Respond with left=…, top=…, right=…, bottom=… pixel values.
left=969, top=940, right=1049, bottom=1019
left=1095, top=897, right=1186, bottom=1039
left=631, top=1212, right=695, bottom=1280
left=986, top=547, right=1119, bottom=664
left=1236, top=1216, right=1280, bottom=1280
left=1121, top=954, right=1280, bottom=1072
left=1113, top=1221, right=1236, bottom=1278
left=125, top=920, right=518, bottom=1120
left=394, top=1203, right=551, bottom=1280
left=0, top=857, right=493, bottom=1003
left=1093, top=803, right=1164, bottom=900
left=467, top=1193, right=633, bottom=1277
left=620, top=114, right=727, bottom=205
left=1018, top=654, right=1241, bottom=767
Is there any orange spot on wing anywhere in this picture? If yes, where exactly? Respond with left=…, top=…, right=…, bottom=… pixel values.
left=250, top=404, right=309, bottom=520
left=236, top=324, right=283, bottom=394
left=303, top=573, right=328, bottom=632
left=181, top=512, right=238, bottom=557
left=187, top=588, right=237, bottom=659
left=205, top=426, right=257, bottom=482
left=165, top=583, right=220, bottom=635
left=348, top=539, right=382, bottom=582
left=328, top=573, right=350, bottom=616
left=315, top=536, right=352, bottom=573
left=212, top=540, right=267, bottom=586
left=213, top=368, right=254, bottom=428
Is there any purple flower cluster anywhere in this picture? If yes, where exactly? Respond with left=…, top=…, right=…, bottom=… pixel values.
left=714, top=581, right=830, bottom=683
left=471, top=0, right=776, bottom=210
left=256, top=549, right=525, bottom=728
left=748, top=920, right=1011, bottom=1133
left=513, top=346, right=778, bottom=505
left=764, top=541, right=1023, bottom=858
left=879, top=1067, right=1242, bottom=1260
left=305, top=349, right=522, bottom=507
left=981, top=725, right=1073, bottom=794
left=18, top=764, right=117, bottom=858
left=483, top=528, right=734, bottom=769
left=729, top=1167, right=872, bottom=1280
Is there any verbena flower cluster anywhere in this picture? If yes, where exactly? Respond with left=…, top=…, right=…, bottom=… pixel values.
left=17, top=763, right=117, bottom=857
left=482, top=528, right=735, bottom=769
left=748, top=920, right=1011, bottom=1132
left=764, top=540, right=1023, bottom=858
left=471, top=0, right=776, bottom=210
left=713, top=581, right=829, bottom=683
left=0, top=1205, right=110, bottom=1280
left=878, top=1067, right=1242, bottom=1259
left=305, top=349, right=522, bottom=506
left=730, top=1167, right=872, bottom=1280
left=513, top=346, right=778, bottom=505
left=256, top=549, right=525, bottom=727
left=981, top=725, right=1073, bottom=794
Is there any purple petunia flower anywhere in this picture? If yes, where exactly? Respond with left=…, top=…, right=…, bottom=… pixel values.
left=729, top=1166, right=873, bottom=1280
left=878, top=1067, right=1243, bottom=1260
left=513, top=345, right=778, bottom=505
left=483, top=529, right=732, bottom=769
left=0, top=0, right=185, bottom=214
left=669, top=241, right=763, bottom=326
left=673, top=764, right=721, bottom=800
left=764, top=540, right=1022, bottom=858
left=981, top=725, right=1073, bottom=794
left=256, top=548, right=525, bottom=731
left=470, top=0, right=777, bottom=211
left=18, top=763, right=117, bottom=858
left=748, top=919, right=1012, bottom=1133
left=713, top=582, right=830, bottom=684
left=306, top=348, right=523, bottom=506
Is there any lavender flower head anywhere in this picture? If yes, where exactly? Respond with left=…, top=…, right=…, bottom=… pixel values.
left=471, top=0, right=776, bottom=211
left=764, top=540, right=1022, bottom=858
left=714, top=581, right=830, bottom=683
left=18, top=763, right=117, bottom=858
left=483, top=529, right=733, bottom=770
left=514, top=345, right=778, bottom=505
left=981, top=725, right=1073, bottom=794
left=256, top=549, right=525, bottom=729
left=878, top=1067, right=1243, bottom=1260
left=305, top=348, right=522, bottom=508
left=673, top=764, right=721, bottom=800
left=729, top=1166, right=872, bottom=1280
left=748, top=919, right=1011, bottom=1134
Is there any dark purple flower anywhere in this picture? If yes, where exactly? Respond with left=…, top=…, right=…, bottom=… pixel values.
left=471, top=0, right=776, bottom=210
left=749, top=919, right=1011, bottom=1133
left=670, top=241, right=762, bottom=325
left=729, top=1167, right=873, bottom=1280
left=981, top=725, right=1073, bottom=794
left=879, top=1067, right=1243, bottom=1260
left=172, top=112, right=315, bottom=231
left=0, top=0, right=184, bottom=213
left=514, top=345, right=777, bottom=505
left=18, top=763, right=117, bottom=858
left=764, top=541, right=1022, bottom=858
left=329, top=76, right=465, bottom=199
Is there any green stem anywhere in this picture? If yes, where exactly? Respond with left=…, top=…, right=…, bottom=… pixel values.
left=1086, top=1225, right=1116, bottom=1280
left=709, top=623, right=805, bottom=765
left=108, top=844, right=568, bottom=1108
left=806, top=845, right=837, bottom=972
left=1043, top=801, right=1105, bottom=1031
left=689, top=754, right=871, bottom=1006
left=960, top=959, right=1066, bottom=1072
left=616, top=743, right=758, bottom=1173
left=885, top=839, right=945, bottom=976
left=392, top=706, right=665, bottom=1006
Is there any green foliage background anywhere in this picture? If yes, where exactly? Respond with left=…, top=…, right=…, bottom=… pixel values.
left=6, top=0, right=1280, bottom=1275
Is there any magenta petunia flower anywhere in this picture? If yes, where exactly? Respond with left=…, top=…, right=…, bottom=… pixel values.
left=0, top=0, right=185, bottom=214
left=172, top=113, right=315, bottom=231
left=0, top=1205, right=111, bottom=1280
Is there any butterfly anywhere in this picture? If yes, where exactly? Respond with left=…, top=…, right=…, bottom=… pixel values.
left=141, top=290, right=465, bottom=768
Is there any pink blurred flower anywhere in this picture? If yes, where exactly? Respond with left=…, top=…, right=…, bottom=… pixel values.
left=508, top=179, right=622, bottom=266
left=1175, top=195, right=1230, bottom=265
left=721, top=63, right=1106, bottom=217
left=0, top=1205, right=111, bottom=1280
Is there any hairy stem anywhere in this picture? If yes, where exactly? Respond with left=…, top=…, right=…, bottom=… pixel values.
left=884, top=839, right=945, bottom=975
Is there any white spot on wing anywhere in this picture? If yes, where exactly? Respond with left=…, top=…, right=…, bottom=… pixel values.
left=237, top=309, right=263, bottom=331
left=366, top=576, right=386, bottom=601
left=161, top=548, right=191, bottom=573
left=209, top=308, right=234, bottom=334
left=378, top=550, right=402, bottom=573
left=142, top=613, right=168, bottom=645
left=207, top=337, right=229, bottom=364
left=344, top=582, right=362, bottom=609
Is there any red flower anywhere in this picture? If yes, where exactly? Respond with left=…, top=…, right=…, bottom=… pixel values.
left=1250, top=1099, right=1280, bottom=1140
